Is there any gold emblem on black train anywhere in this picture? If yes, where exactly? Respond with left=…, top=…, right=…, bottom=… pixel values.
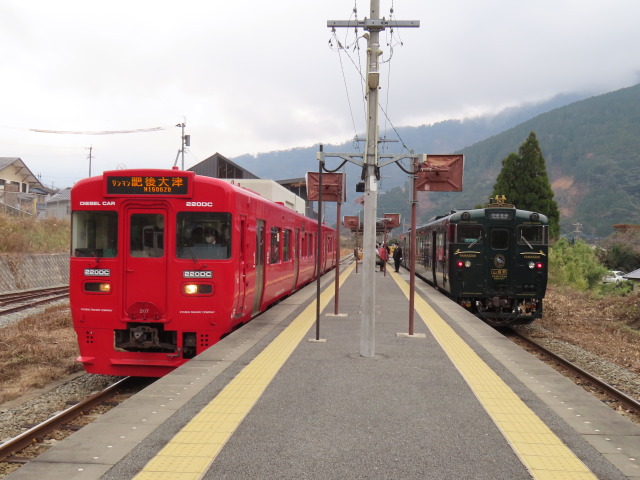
left=492, top=254, right=508, bottom=280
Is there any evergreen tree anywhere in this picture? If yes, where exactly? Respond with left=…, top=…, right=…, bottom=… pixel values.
left=492, top=131, right=560, bottom=238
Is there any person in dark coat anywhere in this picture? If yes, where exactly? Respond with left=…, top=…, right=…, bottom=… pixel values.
left=393, top=245, right=403, bottom=273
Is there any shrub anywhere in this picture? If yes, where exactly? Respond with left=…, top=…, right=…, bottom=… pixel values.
left=598, top=281, right=633, bottom=296
left=549, top=238, right=608, bottom=290
left=596, top=227, right=640, bottom=273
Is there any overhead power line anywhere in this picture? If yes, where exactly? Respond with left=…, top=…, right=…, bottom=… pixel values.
left=29, top=125, right=169, bottom=135
left=328, top=2, right=413, bottom=157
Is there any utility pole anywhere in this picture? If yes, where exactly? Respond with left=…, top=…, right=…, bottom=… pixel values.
left=87, top=146, right=93, bottom=177
left=325, top=3, right=419, bottom=357
left=175, top=121, right=190, bottom=170
left=572, top=222, right=583, bottom=243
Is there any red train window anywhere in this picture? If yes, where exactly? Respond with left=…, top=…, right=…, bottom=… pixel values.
left=72, top=211, right=118, bottom=258
left=176, top=212, right=231, bottom=260
left=270, top=227, right=280, bottom=264
left=130, top=214, right=164, bottom=258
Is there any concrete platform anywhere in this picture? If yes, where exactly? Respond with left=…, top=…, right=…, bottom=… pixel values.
left=6, top=260, right=640, bottom=479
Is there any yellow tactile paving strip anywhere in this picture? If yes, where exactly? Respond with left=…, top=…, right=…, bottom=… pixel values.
left=389, top=270, right=597, bottom=480
left=133, top=262, right=355, bottom=480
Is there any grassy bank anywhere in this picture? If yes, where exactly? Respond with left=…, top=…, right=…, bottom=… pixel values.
left=0, top=214, right=70, bottom=254
left=0, top=303, right=81, bottom=405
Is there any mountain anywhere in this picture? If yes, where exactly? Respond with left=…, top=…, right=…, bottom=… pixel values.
left=412, top=83, right=640, bottom=237
left=233, top=92, right=584, bottom=187
left=232, top=85, right=640, bottom=238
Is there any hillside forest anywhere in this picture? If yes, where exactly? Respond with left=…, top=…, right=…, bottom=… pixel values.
left=234, top=84, right=640, bottom=239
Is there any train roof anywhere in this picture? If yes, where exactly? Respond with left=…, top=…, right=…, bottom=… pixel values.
left=72, top=168, right=289, bottom=204
left=415, top=205, right=549, bottom=230
left=70, top=168, right=325, bottom=224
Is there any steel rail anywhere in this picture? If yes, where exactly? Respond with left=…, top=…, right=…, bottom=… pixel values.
left=0, top=287, right=69, bottom=304
left=508, top=329, right=640, bottom=413
left=0, top=288, right=69, bottom=316
left=0, top=377, right=131, bottom=462
left=0, top=294, right=69, bottom=316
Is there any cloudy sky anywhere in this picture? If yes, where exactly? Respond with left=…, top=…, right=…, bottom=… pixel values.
left=2, top=0, right=639, bottom=189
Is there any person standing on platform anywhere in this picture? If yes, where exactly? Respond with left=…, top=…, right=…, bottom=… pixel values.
left=393, top=245, right=403, bottom=273
left=378, top=243, right=389, bottom=273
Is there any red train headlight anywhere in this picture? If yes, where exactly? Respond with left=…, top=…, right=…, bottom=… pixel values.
left=84, top=282, right=111, bottom=293
left=183, top=283, right=214, bottom=295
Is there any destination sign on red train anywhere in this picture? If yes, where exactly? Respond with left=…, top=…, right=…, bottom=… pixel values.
left=106, top=175, right=189, bottom=195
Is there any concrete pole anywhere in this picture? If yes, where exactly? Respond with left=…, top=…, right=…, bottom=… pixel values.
left=360, top=0, right=381, bottom=358
left=327, top=4, right=418, bottom=356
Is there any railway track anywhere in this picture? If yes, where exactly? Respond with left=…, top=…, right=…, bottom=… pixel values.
left=0, top=286, right=69, bottom=316
left=507, top=328, right=640, bottom=415
left=0, top=377, right=134, bottom=464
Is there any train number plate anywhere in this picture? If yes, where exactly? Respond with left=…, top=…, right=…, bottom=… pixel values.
left=84, top=268, right=111, bottom=276
left=491, top=268, right=507, bottom=280
left=183, top=270, right=213, bottom=278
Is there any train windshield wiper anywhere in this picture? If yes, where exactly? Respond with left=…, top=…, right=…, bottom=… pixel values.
left=520, top=234, right=533, bottom=249
left=188, top=246, right=199, bottom=264
left=467, top=235, right=482, bottom=249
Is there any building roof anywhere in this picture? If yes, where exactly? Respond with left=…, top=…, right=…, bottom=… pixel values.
left=623, top=269, right=640, bottom=280
left=0, top=157, right=44, bottom=189
left=277, top=177, right=306, bottom=186
left=189, top=153, right=258, bottom=180
left=31, top=185, right=58, bottom=195
left=46, top=187, right=72, bottom=203
left=277, top=178, right=308, bottom=201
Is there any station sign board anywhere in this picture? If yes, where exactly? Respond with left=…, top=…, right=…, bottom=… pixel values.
left=306, top=172, right=346, bottom=202
left=343, top=215, right=360, bottom=231
left=416, top=154, right=464, bottom=192
left=383, top=213, right=400, bottom=229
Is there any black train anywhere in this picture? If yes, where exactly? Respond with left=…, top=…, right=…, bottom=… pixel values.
left=401, top=198, right=549, bottom=326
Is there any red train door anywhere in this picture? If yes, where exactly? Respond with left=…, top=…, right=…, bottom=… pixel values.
left=251, top=219, right=265, bottom=316
left=235, top=215, right=247, bottom=318
left=292, top=228, right=299, bottom=290
left=124, top=206, right=168, bottom=319
left=430, top=230, right=437, bottom=286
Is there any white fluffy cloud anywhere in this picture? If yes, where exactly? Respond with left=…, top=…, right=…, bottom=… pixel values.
left=1, top=0, right=639, bottom=187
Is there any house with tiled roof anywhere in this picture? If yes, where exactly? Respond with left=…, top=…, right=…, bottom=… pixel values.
left=623, top=269, right=640, bottom=295
left=45, top=187, right=72, bottom=219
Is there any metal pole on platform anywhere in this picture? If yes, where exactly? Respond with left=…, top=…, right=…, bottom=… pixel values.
left=334, top=201, right=341, bottom=315
left=315, top=155, right=324, bottom=341
left=383, top=222, right=387, bottom=277
left=409, top=157, right=418, bottom=336
left=355, top=227, right=359, bottom=274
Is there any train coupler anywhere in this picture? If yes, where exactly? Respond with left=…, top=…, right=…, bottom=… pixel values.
left=115, top=323, right=177, bottom=352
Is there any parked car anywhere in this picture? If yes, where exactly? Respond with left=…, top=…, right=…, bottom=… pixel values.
left=602, top=270, right=628, bottom=284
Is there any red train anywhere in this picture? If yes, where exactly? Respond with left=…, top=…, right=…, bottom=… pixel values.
left=70, top=168, right=336, bottom=377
